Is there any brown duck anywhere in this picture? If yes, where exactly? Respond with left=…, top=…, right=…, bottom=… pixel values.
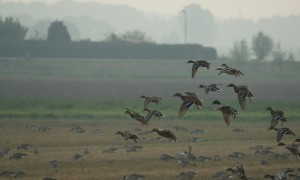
left=140, top=95, right=161, bottom=109
left=269, top=127, right=295, bottom=142
left=173, top=92, right=204, bottom=117
left=151, top=128, right=177, bottom=141
left=199, top=83, right=223, bottom=94
left=212, top=100, right=238, bottom=126
left=144, top=108, right=165, bottom=124
left=186, top=60, right=210, bottom=78
left=216, top=64, right=244, bottom=77
left=227, top=83, right=254, bottom=110
left=266, top=107, right=287, bottom=128
left=124, top=108, right=147, bottom=126
left=115, top=131, right=139, bottom=144
left=277, top=143, right=300, bottom=159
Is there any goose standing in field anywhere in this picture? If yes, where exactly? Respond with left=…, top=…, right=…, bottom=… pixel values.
left=176, top=146, right=196, bottom=167
left=226, top=163, right=247, bottom=180
left=102, top=147, right=118, bottom=153
left=9, top=153, right=28, bottom=160
left=266, top=107, right=287, bottom=128
left=199, top=83, right=223, bottom=94
left=123, top=173, right=145, bottom=180
left=115, top=131, right=139, bottom=144
left=176, top=171, right=198, bottom=180
left=269, top=127, right=295, bottom=142
left=126, top=145, right=143, bottom=152
left=186, top=60, right=210, bottom=78
left=124, top=108, right=147, bottom=126
left=277, top=143, right=300, bottom=159
left=18, top=143, right=33, bottom=150
left=216, top=64, right=244, bottom=77
left=173, top=92, right=204, bottom=117
left=212, top=100, right=238, bottom=126
left=212, top=171, right=233, bottom=180
left=73, top=154, right=85, bottom=160
left=140, top=95, right=161, bottom=109
left=49, top=160, right=60, bottom=172
left=227, top=83, right=254, bottom=110
left=144, top=108, right=165, bottom=124
left=151, top=128, right=177, bottom=141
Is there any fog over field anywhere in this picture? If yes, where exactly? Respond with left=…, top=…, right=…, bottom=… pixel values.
left=1, top=1, right=300, bottom=179
left=1, top=1, right=300, bottom=56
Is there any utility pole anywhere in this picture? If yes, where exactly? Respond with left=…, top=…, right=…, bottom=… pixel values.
left=182, top=9, right=187, bottom=44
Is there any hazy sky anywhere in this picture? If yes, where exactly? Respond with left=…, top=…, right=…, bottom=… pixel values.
left=2, top=0, right=300, bottom=21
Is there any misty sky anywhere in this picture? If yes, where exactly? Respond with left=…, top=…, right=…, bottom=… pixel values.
left=2, top=0, right=300, bottom=21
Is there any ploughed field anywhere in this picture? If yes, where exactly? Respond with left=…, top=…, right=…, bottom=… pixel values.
left=0, top=58, right=299, bottom=179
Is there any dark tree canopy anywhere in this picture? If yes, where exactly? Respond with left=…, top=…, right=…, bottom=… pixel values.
left=47, top=20, right=71, bottom=42
left=0, top=16, right=28, bottom=40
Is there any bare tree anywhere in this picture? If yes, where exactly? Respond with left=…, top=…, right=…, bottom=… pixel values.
left=230, top=39, right=250, bottom=64
left=252, top=32, right=273, bottom=61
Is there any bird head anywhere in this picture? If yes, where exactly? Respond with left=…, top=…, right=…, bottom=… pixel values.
left=226, top=83, right=235, bottom=87
left=211, top=100, right=221, bottom=105
left=265, top=107, right=273, bottom=111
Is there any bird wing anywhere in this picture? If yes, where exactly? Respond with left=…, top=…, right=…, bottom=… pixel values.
left=204, top=86, right=210, bottom=94
left=161, top=129, right=177, bottom=140
left=145, top=110, right=157, bottom=123
left=237, top=91, right=247, bottom=110
left=143, top=100, right=150, bottom=109
left=178, top=100, right=194, bottom=117
left=123, top=131, right=131, bottom=140
left=270, top=116, right=279, bottom=129
left=276, top=129, right=285, bottom=142
left=191, top=63, right=200, bottom=78
left=277, top=128, right=295, bottom=142
left=286, top=146, right=300, bottom=159
left=221, top=106, right=234, bottom=126
left=222, top=112, right=232, bottom=126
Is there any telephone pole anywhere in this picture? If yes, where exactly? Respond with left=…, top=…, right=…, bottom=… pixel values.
left=182, top=9, right=187, bottom=44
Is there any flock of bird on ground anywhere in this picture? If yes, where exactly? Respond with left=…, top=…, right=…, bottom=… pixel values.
left=117, top=60, right=300, bottom=180
left=1, top=60, right=299, bottom=180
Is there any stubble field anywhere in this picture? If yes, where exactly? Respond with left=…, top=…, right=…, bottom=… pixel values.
left=0, top=58, right=299, bottom=179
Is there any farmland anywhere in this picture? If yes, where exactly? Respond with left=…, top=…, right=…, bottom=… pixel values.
left=0, top=58, right=300, bottom=179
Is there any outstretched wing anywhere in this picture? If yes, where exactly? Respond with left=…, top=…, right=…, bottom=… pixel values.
left=221, top=106, right=234, bottom=126
left=238, top=91, right=247, bottom=110
left=191, top=63, right=200, bottom=78
left=178, top=100, right=194, bottom=117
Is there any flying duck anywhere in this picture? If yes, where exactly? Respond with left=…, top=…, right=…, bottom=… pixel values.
left=216, top=64, right=244, bottom=77
left=199, top=83, right=223, bottom=94
left=212, top=100, right=238, bottom=126
left=124, top=108, right=147, bottom=126
left=186, top=60, right=210, bottom=78
left=173, top=92, right=204, bottom=117
left=140, top=95, right=161, bottom=109
left=115, top=131, right=139, bottom=144
left=151, top=128, right=177, bottom=141
left=227, top=83, right=254, bottom=110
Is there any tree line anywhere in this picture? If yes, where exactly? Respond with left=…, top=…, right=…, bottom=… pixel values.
left=230, top=32, right=295, bottom=63
left=0, top=17, right=217, bottom=59
left=1, top=16, right=294, bottom=62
